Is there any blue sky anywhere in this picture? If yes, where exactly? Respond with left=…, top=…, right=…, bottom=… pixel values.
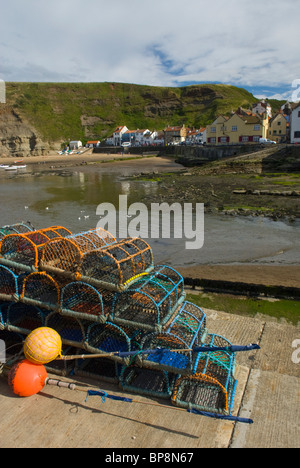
left=0, top=0, right=299, bottom=101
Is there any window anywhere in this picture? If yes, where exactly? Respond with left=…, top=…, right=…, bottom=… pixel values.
left=211, top=127, right=216, bottom=133
left=210, top=137, right=216, bottom=143
left=220, top=136, right=228, bottom=143
left=253, top=136, right=260, bottom=142
left=242, top=136, right=249, bottom=142
left=232, top=126, right=238, bottom=131
left=294, top=131, right=300, bottom=138
left=277, top=121, right=281, bottom=126
left=254, top=125, right=260, bottom=131
left=298, top=111, right=300, bottom=118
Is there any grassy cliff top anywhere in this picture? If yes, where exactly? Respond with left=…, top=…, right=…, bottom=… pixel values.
left=4, top=81, right=284, bottom=144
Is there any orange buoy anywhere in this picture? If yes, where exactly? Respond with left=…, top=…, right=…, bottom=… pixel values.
left=23, top=327, right=62, bottom=365
left=8, top=359, right=48, bottom=397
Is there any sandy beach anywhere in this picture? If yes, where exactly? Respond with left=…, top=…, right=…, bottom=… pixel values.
left=0, top=149, right=162, bottom=167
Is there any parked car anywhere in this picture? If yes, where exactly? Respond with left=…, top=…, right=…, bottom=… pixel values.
left=259, top=138, right=276, bottom=144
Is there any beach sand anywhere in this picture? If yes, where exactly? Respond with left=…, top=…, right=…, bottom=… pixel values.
left=177, top=264, right=300, bottom=289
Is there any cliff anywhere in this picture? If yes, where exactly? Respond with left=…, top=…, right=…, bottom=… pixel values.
left=0, top=104, right=49, bottom=158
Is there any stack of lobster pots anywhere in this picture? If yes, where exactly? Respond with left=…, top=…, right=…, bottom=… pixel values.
left=0, top=222, right=237, bottom=417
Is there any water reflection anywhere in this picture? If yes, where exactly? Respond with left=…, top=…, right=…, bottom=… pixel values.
left=0, top=169, right=299, bottom=267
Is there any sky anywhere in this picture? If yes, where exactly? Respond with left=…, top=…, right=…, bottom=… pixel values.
left=1, top=0, right=300, bottom=101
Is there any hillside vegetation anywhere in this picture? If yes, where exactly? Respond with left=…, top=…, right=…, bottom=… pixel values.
left=5, top=82, right=277, bottom=145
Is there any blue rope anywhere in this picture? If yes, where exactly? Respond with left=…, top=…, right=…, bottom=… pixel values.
left=187, top=408, right=253, bottom=424
left=85, top=390, right=133, bottom=404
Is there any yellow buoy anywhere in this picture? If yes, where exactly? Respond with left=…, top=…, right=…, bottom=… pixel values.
left=23, top=327, right=62, bottom=365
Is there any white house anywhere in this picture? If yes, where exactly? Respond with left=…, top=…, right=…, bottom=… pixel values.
left=69, top=140, right=82, bottom=150
left=290, top=102, right=300, bottom=144
left=186, top=128, right=206, bottom=144
left=252, top=100, right=272, bottom=118
left=142, top=130, right=158, bottom=145
left=113, top=126, right=128, bottom=146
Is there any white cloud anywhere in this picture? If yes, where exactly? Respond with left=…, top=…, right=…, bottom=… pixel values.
left=0, top=0, right=299, bottom=96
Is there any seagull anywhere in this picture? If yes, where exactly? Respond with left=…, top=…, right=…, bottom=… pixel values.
left=45, top=207, right=49, bottom=210
left=84, top=215, right=90, bottom=219
left=24, top=206, right=28, bottom=210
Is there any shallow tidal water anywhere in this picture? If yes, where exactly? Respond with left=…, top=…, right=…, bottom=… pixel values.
left=0, top=165, right=299, bottom=268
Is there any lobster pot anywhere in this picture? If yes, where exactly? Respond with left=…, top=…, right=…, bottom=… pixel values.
left=118, top=325, right=148, bottom=353
left=60, top=281, right=115, bottom=323
left=138, top=332, right=193, bottom=375
left=45, top=311, right=86, bottom=349
left=67, top=228, right=116, bottom=251
left=6, top=303, right=45, bottom=335
left=111, top=266, right=185, bottom=331
left=40, top=228, right=116, bottom=278
left=85, top=322, right=131, bottom=364
left=75, top=356, right=122, bottom=384
left=166, top=301, right=207, bottom=348
left=20, top=272, right=64, bottom=311
left=0, top=223, right=35, bottom=242
left=119, top=365, right=177, bottom=400
left=0, top=303, right=10, bottom=330
left=80, top=238, right=154, bottom=291
left=0, top=265, right=19, bottom=302
left=172, top=334, right=237, bottom=415
left=0, top=226, right=71, bottom=272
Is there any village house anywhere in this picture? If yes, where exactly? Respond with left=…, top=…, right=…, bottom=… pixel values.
left=164, top=125, right=188, bottom=145
left=185, top=128, right=206, bottom=144
left=112, top=125, right=128, bottom=146
left=252, top=99, right=272, bottom=118
left=86, top=140, right=100, bottom=148
left=206, top=111, right=268, bottom=145
left=268, top=112, right=289, bottom=143
left=69, top=140, right=83, bottom=150
left=142, top=130, right=158, bottom=145
left=122, top=129, right=151, bottom=145
left=290, top=102, right=300, bottom=144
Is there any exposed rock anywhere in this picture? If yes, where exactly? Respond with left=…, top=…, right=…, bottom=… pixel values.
left=0, top=104, right=49, bottom=157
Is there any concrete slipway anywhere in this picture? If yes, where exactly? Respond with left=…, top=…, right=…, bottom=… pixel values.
left=0, top=310, right=299, bottom=449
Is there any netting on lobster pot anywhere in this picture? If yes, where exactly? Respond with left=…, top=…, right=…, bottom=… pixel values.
left=60, top=281, right=115, bottom=322
left=80, top=238, right=154, bottom=291
left=69, top=228, right=116, bottom=252
left=75, top=355, right=122, bottom=384
left=138, top=331, right=193, bottom=375
left=0, top=227, right=70, bottom=272
left=0, top=303, right=10, bottom=329
left=172, top=334, right=237, bottom=415
left=85, top=322, right=131, bottom=363
left=0, top=265, right=19, bottom=302
left=40, top=228, right=116, bottom=279
left=20, top=271, right=63, bottom=311
left=119, top=365, right=178, bottom=399
left=110, top=265, right=185, bottom=331
left=6, top=302, right=45, bottom=335
left=0, top=222, right=35, bottom=242
left=166, top=301, right=207, bottom=348
left=45, top=311, right=87, bottom=349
